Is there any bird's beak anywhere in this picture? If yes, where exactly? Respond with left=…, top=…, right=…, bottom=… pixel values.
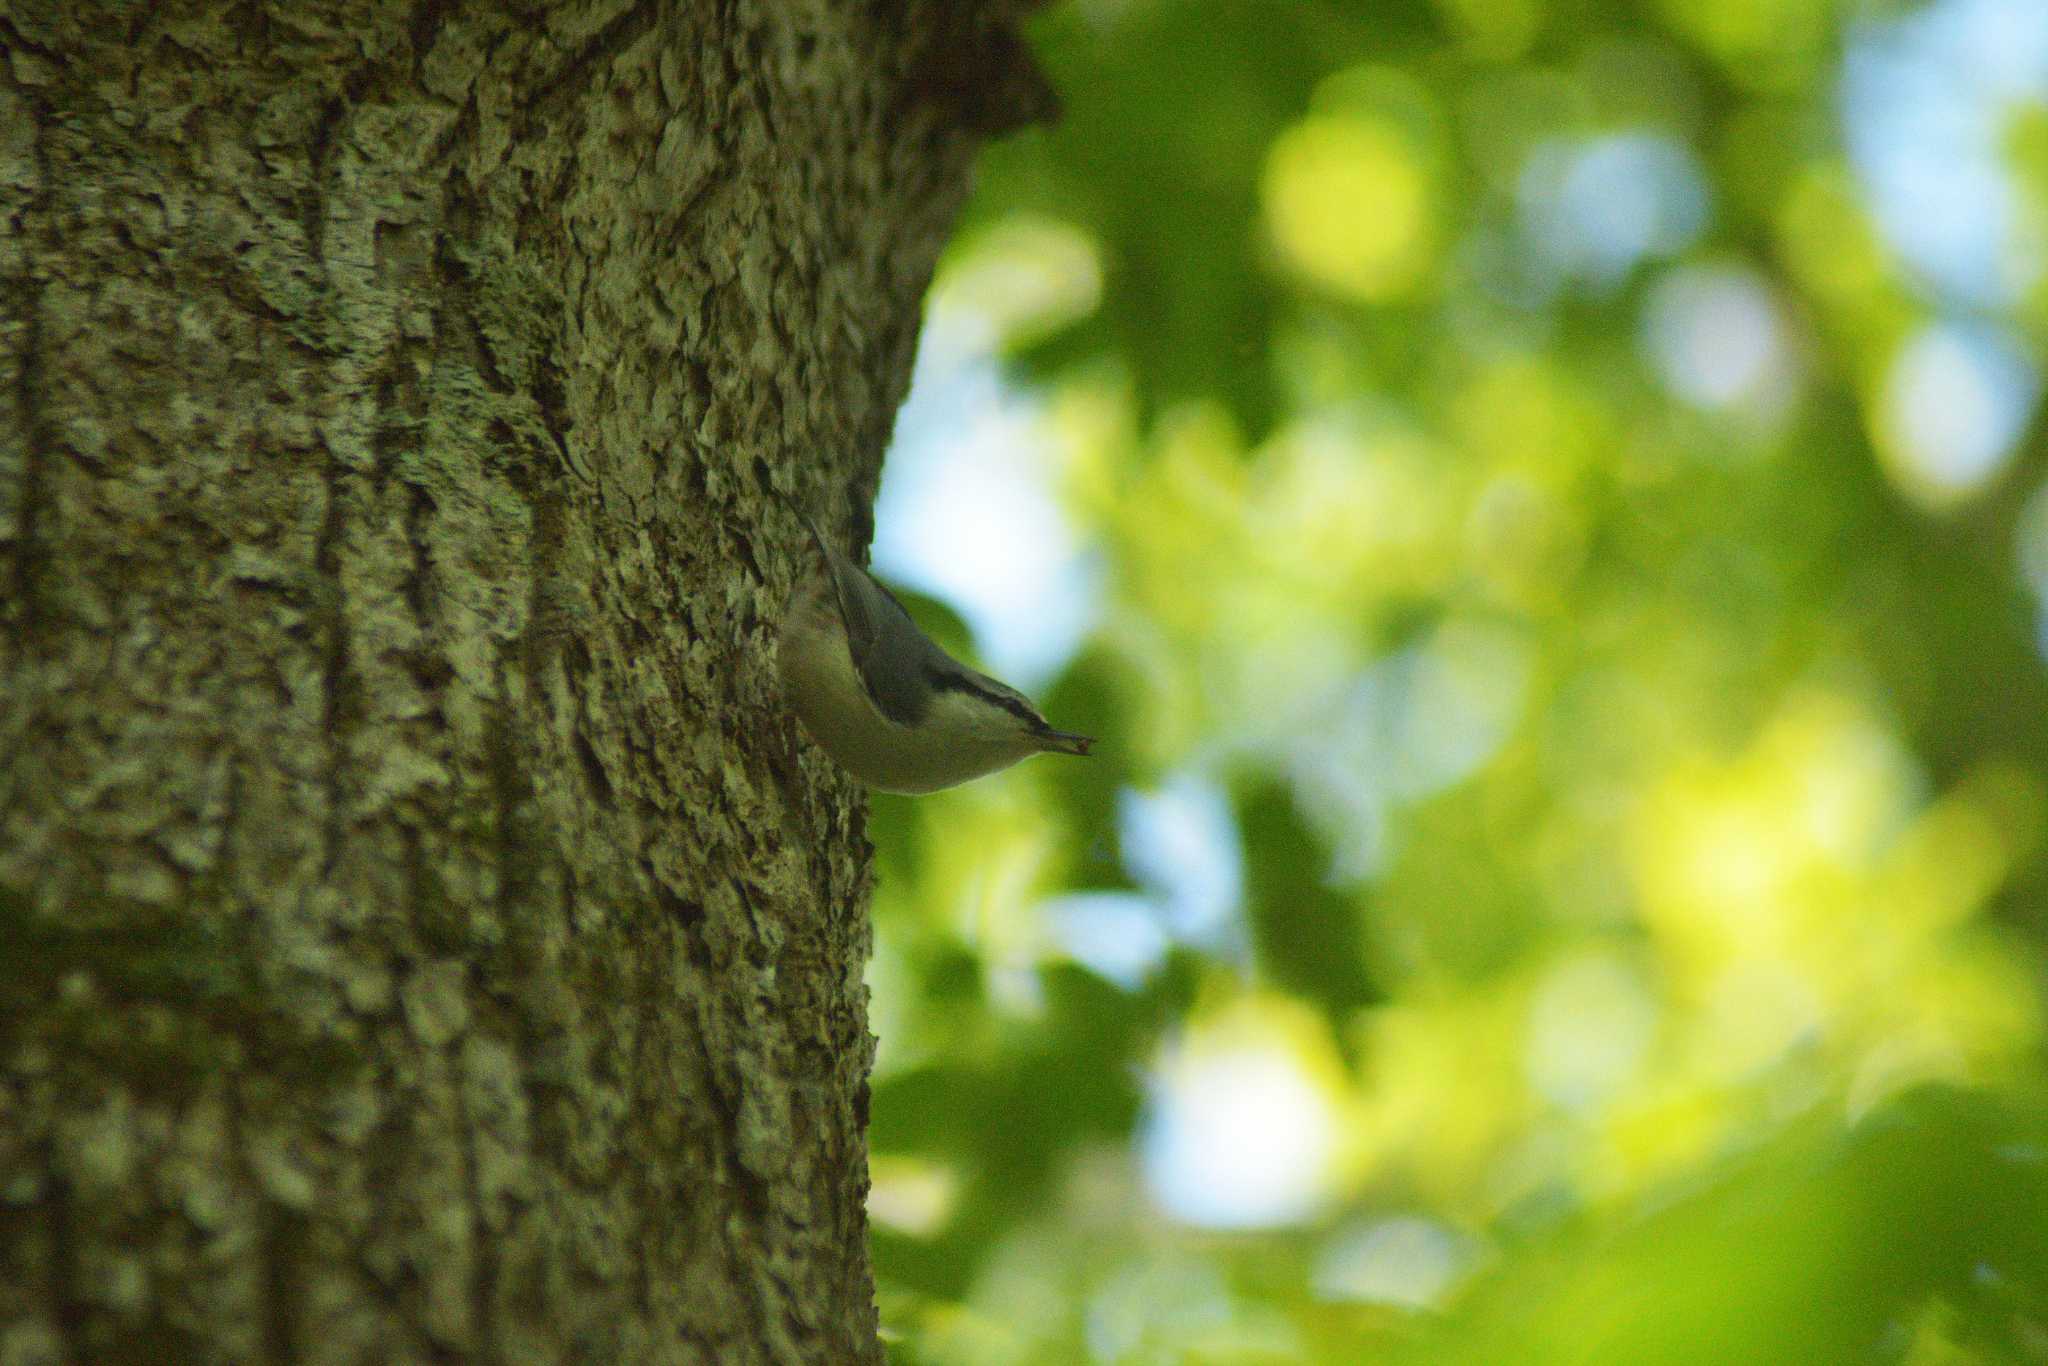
left=1038, top=729, right=1094, bottom=757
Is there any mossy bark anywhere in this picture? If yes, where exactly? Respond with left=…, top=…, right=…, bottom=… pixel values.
left=0, top=2, right=1027, bottom=1359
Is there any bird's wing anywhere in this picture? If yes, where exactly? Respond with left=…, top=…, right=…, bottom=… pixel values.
left=801, top=514, right=931, bottom=726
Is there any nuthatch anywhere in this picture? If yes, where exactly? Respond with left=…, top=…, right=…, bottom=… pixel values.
left=776, top=510, right=1094, bottom=793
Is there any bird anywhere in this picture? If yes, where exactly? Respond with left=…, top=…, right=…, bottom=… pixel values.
left=776, top=507, right=1093, bottom=793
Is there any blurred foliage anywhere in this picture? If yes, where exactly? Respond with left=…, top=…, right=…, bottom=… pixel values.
left=868, top=0, right=2048, bottom=1361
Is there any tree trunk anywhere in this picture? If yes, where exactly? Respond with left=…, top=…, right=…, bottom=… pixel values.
left=0, top=2, right=1033, bottom=1359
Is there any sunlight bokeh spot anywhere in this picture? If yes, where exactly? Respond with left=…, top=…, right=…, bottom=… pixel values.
left=1142, top=1000, right=1356, bottom=1228
left=1634, top=691, right=1913, bottom=971
left=1256, top=418, right=1455, bottom=599
left=1874, top=320, right=2039, bottom=508
left=1387, top=620, right=1533, bottom=800
left=1526, top=953, right=1658, bottom=1110
left=1083, top=1256, right=1237, bottom=1364
left=932, top=215, right=1104, bottom=348
left=869, top=1155, right=960, bottom=1238
left=1843, top=0, right=2048, bottom=309
left=1643, top=264, right=1795, bottom=414
left=1292, top=618, right=1532, bottom=880
left=1040, top=892, right=1171, bottom=989
left=1520, top=132, right=1709, bottom=286
left=1694, top=960, right=1823, bottom=1082
left=1313, top=1216, right=1477, bottom=1308
left=1262, top=113, right=1435, bottom=302
left=1119, top=775, right=1244, bottom=946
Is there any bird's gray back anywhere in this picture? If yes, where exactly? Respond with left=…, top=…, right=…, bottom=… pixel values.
left=823, top=546, right=944, bottom=727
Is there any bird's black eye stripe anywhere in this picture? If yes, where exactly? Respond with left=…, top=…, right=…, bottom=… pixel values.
left=926, top=666, right=1040, bottom=725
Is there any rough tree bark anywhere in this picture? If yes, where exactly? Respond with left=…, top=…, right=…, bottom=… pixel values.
left=0, top=2, right=1045, bottom=1360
